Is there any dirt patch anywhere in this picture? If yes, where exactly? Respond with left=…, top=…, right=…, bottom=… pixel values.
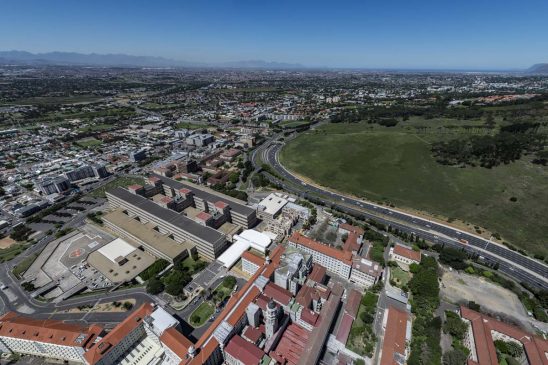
left=0, top=237, right=16, bottom=249
left=441, top=270, right=548, bottom=333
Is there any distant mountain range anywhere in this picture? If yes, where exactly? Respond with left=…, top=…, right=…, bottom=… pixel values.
left=0, top=50, right=305, bottom=69
left=526, top=63, right=548, bottom=74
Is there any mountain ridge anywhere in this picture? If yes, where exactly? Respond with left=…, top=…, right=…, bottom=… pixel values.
left=0, top=50, right=305, bottom=69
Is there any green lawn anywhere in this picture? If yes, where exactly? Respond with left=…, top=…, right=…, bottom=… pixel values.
left=77, top=137, right=103, bottom=147
left=175, top=122, right=210, bottom=130
left=77, top=123, right=114, bottom=133
left=189, top=302, right=214, bottom=327
left=280, top=121, right=548, bottom=256
left=12, top=253, right=38, bottom=279
left=0, top=243, right=28, bottom=263
left=391, top=266, right=411, bottom=287
left=89, top=176, right=145, bottom=198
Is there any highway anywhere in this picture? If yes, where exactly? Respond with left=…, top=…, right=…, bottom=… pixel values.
left=257, top=140, right=548, bottom=290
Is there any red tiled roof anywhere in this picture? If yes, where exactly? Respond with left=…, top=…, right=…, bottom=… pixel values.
left=270, top=324, right=309, bottom=365
left=344, top=289, right=362, bottom=319
left=264, top=282, right=293, bottom=306
left=300, top=309, right=319, bottom=327
left=128, top=184, right=143, bottom=190
left=242, top=326, right=263, bottom=344
left=0, top=312, right=103, bottom=349
left=343, top=232, right=361, bottom=252
left=393, top=244, right=421, bottom=262
left=84, top=303, right=154, bottom=365
left=242, top=250, right=264, bottom=267
left=339, top=223, right=364, bottom=236
left=335, top=313, right=354, bottom=344
left=308, top=264, right=326, bottom=284
left=214, top=200, right=229, bottom=209
left=160, top=326, right=193, bottom=360
left=196, top=211, right=212, bottom=221
left=289, top=232, right=352, bottom=265
left=182, top=245, right=286, bottom=365
left=224, top=335, right=264, bottom=365
left=380, top=306, right=409, bottom=365
left=460, top=306, right=548, bottom=365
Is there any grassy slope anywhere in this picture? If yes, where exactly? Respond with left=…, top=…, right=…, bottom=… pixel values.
left=280, top=121, right=547, bottom=256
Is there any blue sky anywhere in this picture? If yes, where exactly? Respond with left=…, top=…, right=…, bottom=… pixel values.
left=1, top=0, right=547, bottom=69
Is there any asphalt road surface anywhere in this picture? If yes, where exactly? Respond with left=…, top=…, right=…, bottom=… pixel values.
left=258, top=141, right=548, bottom=290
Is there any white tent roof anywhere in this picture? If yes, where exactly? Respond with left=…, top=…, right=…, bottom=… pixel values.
left=97, top=238, right=136, bottom=263
left=217, top=239, right=251, bottom=269
left=237, top=229, right=271, bottom=251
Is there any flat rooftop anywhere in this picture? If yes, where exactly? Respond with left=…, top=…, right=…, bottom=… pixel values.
left=258, top=193, right=288, bottom=216
left=107, top=187, right=226, bottom=244
left=151, top=173, right=255, bottom=216
left=88, top=241, right=155, bottom=283
left=103, top=209, right=194, bottom=260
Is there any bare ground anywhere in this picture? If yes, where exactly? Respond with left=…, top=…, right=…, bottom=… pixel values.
left=441, top=270, right=548, bottom=333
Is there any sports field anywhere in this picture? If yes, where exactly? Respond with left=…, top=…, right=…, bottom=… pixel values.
left=280, top=120, right=548, bottom=256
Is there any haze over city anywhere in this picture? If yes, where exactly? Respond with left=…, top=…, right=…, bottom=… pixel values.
left=1, top=0, right=548, bottom=69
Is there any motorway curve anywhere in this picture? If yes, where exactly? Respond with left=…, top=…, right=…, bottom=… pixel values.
left=258, top=141, right=548, bottom=290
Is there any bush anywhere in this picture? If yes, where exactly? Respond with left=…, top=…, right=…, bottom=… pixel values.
left=439, top=247, right=468, bottom=270
left=146, top=277, right=165, bottom=294
left=444, top=311, right=468, bottom=340
left=140, top=259, right=169, bottom=281
left=222, top=276, right=237, bottom=289
left=442, top=349, right=468, bottom=365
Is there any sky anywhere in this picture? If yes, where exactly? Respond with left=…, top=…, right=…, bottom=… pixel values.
left=1, top=0, right=547, bottom=70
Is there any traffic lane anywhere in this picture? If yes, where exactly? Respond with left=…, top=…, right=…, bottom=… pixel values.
left=261, top=159, right=547, bottom=290
left=268, top=144, right=548, bottom=280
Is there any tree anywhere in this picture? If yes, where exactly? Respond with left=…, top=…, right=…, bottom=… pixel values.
left=443, top=349, right=468, bottom=365
left=222, top=276, right=237, bottom=289
left=146, top=277, right=165, bottom=294
left=228, top=172, right=240, bottom=184
left=494, top=340, right=523, bottom=358
left=409, top=262, right=420, bottom=273
left=439, top=247, right=468, bottom=270
left=444, top=312, right=468, bottom=340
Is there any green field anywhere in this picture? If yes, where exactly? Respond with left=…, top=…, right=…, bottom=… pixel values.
left=77, top=137, right=103, bottom=147
left=3, top=95, right=103, bottom=106
left=280, top=120, right=548, bottom=256
left=89, top=176, right=145, bottom=198
left=189, top=302, right=214, bottom=327
left=279, top=120, right=310, bottom=129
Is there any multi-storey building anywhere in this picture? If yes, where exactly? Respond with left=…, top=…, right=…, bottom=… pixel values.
left=241, top=250, right=264, bottom=276
left=65, top=165, right=95, bottom=182
left=379, top=306, right=411, bottom=365
left=287, top=232, right=352, bottom=279
left=0, top=312, right=104, bottom=364
left=106, top=187, right=227, bottom=260
left=350, top=257, right=383, bottom=289
left=151, top=173, right=257, bottom=229
left=37, top=176, right=71, bottom=195
left=129, top=149, right=147, bottom=162
left=389, top=243, right=421, bottom=267
left=460, top=305, right=548, bottom=365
